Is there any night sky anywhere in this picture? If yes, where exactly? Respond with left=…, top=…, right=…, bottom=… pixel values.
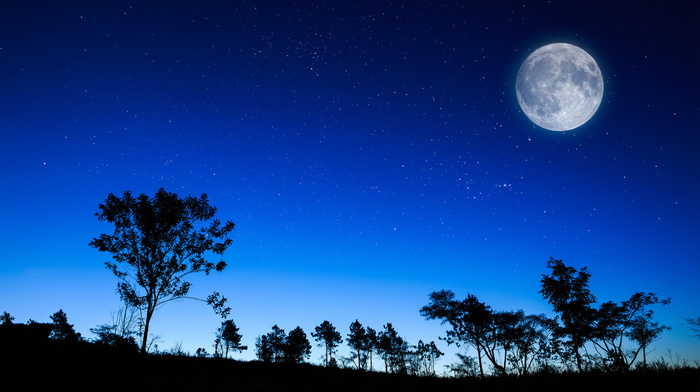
left=1, top=1, right=698, bottom=365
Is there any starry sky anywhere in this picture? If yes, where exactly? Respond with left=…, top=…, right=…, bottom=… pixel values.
left=1, top=1, right=698, bottom=365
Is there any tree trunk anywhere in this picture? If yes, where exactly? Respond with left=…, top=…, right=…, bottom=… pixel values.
left=477, top=346, right=484, bottom=378
left=141, top=317, right=150, bottom=354
left=141, top=305, right=154, bottom=354
left=576, top=351, right=583, bottom=372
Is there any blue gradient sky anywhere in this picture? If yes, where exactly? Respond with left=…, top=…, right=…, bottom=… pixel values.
left=1, top=1, right=698, bottom=366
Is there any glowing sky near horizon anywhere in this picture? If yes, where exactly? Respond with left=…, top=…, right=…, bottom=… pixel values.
left=1, top=1, right=698, bottom=366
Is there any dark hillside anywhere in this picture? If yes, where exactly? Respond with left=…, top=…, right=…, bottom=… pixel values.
left=1, top=326, right=698, bottom=391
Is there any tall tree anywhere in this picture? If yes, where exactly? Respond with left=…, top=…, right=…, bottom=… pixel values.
left=347, top=320, right=367, bottom=370
left=376, top=323, right=409, bottom=374
left=311, top=320, right=342, bottom=367
left=364, top=327, right=378, bottom=371
left=254, top=335, right=273, bottom=362
left=540, top=258, right=597, bottom=372
left=285, top=326, right=312, bottom=364
left=217, top=319, right=247, bottom=359
left=89, top=188, right=235, bottom=353
left=256, top=325, right=287, bottom=363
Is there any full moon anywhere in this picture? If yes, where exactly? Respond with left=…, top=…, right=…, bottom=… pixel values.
left=516, top=43, right=604, bottom=131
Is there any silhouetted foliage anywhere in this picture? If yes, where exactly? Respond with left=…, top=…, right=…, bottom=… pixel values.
left=447, top=353, right=480, bottom=378
left=377, top=323, right=409, bottom=374
left=195, top=347, right=209, bottom=358
left=347, top=320, right=368, bottom=370
left=285, top=326, right=312, bottom=364
left=540, top=257, right=597, bottom=372
left=90, top=324, right=139, bottom=352
left=256, top=325, right=287, bottom=363
left=255, top=325, right=311, bottom=364
left=420, top=290, right=494, bottom=377
left=412, top=340, right=443, bottom=376
left=90, top=304, right=140, bottom=353
left=49, top=309, right=80, bottom=341
left=311, top=320, right=342, bottom=367
left=89, top=188, right=235, bottom=353
left=1, top=312, right=14, bottom=325
left=345, top=320, right=379, bottom=370
left=618, top=293, right=671, bottom=369
left=422, top=289, right=566, bottom=376
left=541, top=258, right=672, bottom=372
left=507, top=313, right=557, bottom=375
left=168, top=340, right=188, bottom=356
left=215, top=319, right=247, bottom=359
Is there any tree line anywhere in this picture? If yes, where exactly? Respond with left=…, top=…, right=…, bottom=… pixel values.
left=421, top=258, right=680, bottom=375
left=249, top=320, right=442, bottom=376
left=5, top=189, right=693, bottom=378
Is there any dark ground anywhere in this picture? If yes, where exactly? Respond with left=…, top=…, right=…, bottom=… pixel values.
left=1, top=328, right=698, bottom=392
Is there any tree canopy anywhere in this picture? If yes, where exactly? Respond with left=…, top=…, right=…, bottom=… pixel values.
left=89, top=188, right=235, bottom=353
left=311, top=320, right=342, bottom=367
left=255, top=325, right=311, bottom=364
left=49, top=309, right=80, bottom=341
left=215, top=319, right=247, bottom=359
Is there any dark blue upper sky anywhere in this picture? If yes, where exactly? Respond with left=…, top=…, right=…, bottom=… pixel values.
left=1, top=1, right=698, bottom=364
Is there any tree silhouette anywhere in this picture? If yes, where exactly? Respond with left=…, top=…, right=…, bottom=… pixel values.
left=89, top=188, right=235, bottom=353
left=447, top=353, right=480, bottom=377
left=507, top=313, right=556, bottom=375
left=376, top=323, right=409, bottom=374
left=347, top=320, right=368, bottom=370
left=491, top=310, right=524, bottom=373
left=49, top=310, right=80, bottom=341
left=541, top=258, right=672, bottom=372
left=285, top=326, right=312, bottom=364
left=619, top=293, right=671, bottom=369
left=413, top=340, right=443, bottom=376
left=1, top=312, right=14, bottom=325
left=254, top=334, right=273, bottom=362
left=420, top=290, right=493, bottom=377
left=311, top=320, right=342, bottom=367
left=540, top=258, right=597, bottom=372
left=216, top=319, right=247, bottom=359
left=256, top=325, right=286, bottom=363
